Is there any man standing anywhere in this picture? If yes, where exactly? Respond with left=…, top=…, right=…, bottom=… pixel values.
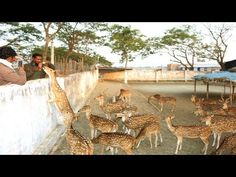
left=24, top=53, right=55, bottom=81
left=0, top=46, right=26, bottom=86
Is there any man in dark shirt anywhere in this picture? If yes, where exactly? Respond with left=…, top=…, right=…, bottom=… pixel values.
left=24, top=53, right=55, bottom=81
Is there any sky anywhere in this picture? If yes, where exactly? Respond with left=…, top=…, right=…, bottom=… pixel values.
left=2, top=22, right=235, bottom=68
left=95, top=22, right=236, bottom=68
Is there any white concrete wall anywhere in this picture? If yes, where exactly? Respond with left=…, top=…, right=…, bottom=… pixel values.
left=127, top=69, right=205, bottom=81
left=102, top=69, right=206, bottom=82
left=0, top=70, right=98, bottom=154
left=127, top=69, right=156, bottom=81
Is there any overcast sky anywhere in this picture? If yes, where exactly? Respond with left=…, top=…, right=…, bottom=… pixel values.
left=96, top=22, right=236, bottom=67
left=3, top=22, right=235, bottom=67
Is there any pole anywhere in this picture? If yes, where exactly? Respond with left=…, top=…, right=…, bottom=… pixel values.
left=51, top=39, right=54, bottom=65
left=124, top=70, right=128, bottom=84
left=206, top=81, right=209, bottom=99
left=230, top=81, right=233, bottom=105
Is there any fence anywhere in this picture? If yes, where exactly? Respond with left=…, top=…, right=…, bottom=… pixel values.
left=54, top=56, right=94, bottom=75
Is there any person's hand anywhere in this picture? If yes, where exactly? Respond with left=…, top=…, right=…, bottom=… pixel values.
left=18, top=65, right=25, bottom=71
left=38, top=63, right=43, bottom=70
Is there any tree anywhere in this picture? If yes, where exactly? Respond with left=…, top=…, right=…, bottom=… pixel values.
left=75, top=30, right=99, bottom=71
left=31, top=46, right=111, bottom=69
left=89, top=52, right=112, bottom=67
left=58, top=22, right=108, bottom=73
left=161, top=25, right=203, bottom=70
left=41, top=22, right=64, bottom=61
left=57, top=22, right=80, bottom=73
left=0, top=22, right=43, bottom=57
left=106, top=24, right=149, bottom=69
left=201, top=24, right=234, bottom=71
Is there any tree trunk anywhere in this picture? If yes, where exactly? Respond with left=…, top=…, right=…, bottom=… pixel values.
left=124, top=58, right=128, bottom=69
left=81, top=56, right=84, bottom=72
left=124, top=58, right=128, bottom=84
left=220, top=62, right=226, bottom=71
left=43, top=38, right=50, bottom=62
left=63, top=49, right=73, bottom=75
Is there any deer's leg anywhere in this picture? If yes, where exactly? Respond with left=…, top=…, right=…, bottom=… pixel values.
left=155, top=132, right=158, bottom=147
left=101, top=145, right=104, bottom=154
left=159, top=133, right=163, bottom=143
left=171, top=104, right=176, bottom=112
left=204, top=142, right=209, bottom=155
left=216, top=133, right=221, bottom=149
left=91, top=128, right=94, bottom=139
left=124, top=148, right=133, bottom=155
left=94, top=129, right=97, bottom=138
left=105, top=114, right=109, bottom=119
left=132, top=130, right=136, bottom=137
left=200, top=136, right=209, bottom=155
left=110, top=147, right=114, bottom=155
left=212, top=132, right=217, bottom=147
left=136, top=141, right=141, bottom=148
left=122, top=125, right=125, bottom=130
left=179, top=137, right=183, bottom=150
left=149, top=135, right=152, bottom=148
left=175, top=138, right=180, bottom=154
left=128, top=97, right=131, bottom=105
left=160, top=103, right=163, bottom=112
left=105, top=146, right=110, bottom=151
left=105, top=113, right=111, bottom=120
left=115, top=148, right=118, bottom=154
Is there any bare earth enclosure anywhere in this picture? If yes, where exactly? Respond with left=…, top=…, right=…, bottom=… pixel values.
left=51, top=81, right=234, bottom=155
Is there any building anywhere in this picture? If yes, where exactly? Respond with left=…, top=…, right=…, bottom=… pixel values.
left=167, top=63, right=180, bottom=71
left=179, top=60, right=221, bottom=72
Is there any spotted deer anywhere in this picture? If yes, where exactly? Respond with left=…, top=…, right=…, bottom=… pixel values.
left=136, top=121, right=162, bottom=148
left=200, top=115, right=236, bottom=149
left=148, top=94, right=176, bottom=112
left=165, top=116, right=212, bottom=155
left=43, top=66, right=93, bottom=155
left=213, top=134, right=236, bottom=155
left=191, top=95, right=218, bottom=106
left=194, top=106, right=228, bottom=117
left=79, top=105, right=118, bottom=138
left=118, top=89, right=132, bottom=104
left=43, top=66, right=78, bottom=127
left=193, top=97, right=229, bottom=117
left=94, top=94, right=127, bottom=119
left=222, top=106, right=236, bottom=116
left=194, top=97, right=229, bottom=111
left=91, top=132, right=136, bottom=155
left=120, top=112, right=160, bottom=136
left=66, top=123, right=94, bottom=155
left=95, top=94, right=137, bottom=120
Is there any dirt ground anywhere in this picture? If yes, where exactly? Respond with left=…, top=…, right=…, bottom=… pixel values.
left=50, top=81, right=235, bottom=155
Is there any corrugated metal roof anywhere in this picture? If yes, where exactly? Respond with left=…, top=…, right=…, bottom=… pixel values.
left=194, top=71, right=236, bottom=81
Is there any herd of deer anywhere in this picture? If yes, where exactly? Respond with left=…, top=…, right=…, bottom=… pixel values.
left=43, top=66, right=236, bottom=155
